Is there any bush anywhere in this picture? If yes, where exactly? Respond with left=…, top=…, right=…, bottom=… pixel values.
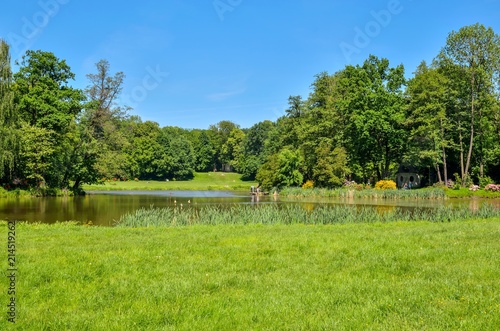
left=375, top=180, right=397, bottom=190
left=485, top=184, right=500, bottom=192
left=469, top=184, right=480, bottom=191
left=479, top=176, right=493, bottom=188
left=302, top=180, right=314, bottom=189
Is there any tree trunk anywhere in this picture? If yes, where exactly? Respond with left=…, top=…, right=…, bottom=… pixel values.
left=459, top=120, right=465, bottom=182
left=442, top=145, right=448, bottom=184
left=440, top=118, right=448, bottom=184
left=435, top=163, right=442, bottom=183
left=463, top=75, right=475, bottom=185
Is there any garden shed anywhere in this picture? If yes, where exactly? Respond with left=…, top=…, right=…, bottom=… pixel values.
left=395, top=165, right=421, bottom=189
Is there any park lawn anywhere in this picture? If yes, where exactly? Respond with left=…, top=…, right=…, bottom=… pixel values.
left=1, top=219, right=499, bottom=330
left=82, top=172, right=257, bottom=191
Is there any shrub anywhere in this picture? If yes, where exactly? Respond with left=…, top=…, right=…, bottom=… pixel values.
left=485, top=184, right=500, bottom=192
left=302, top=180, right=314, bottom=189
left=469, top=184, right=480, bottom=191
left=479, top=176, right=493, bottom=188
left=375, top=180, right=397, bottom=190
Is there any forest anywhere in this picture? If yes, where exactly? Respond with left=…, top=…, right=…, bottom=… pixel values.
left=1, top=23, right=499, bottom=193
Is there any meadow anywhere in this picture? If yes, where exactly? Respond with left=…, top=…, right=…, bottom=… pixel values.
left=82, top=172, right=257, bottom=192
left=1, top=218, right=499, bottom=330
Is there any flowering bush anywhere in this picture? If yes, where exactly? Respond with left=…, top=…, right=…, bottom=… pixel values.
left=375, top=180, right=397, bottom=190
left=469, top=184, right=480, bottom=191
left=343, top=180, right=356, bottom=188
left=485, top=184, right=500, bottom=192
left=302, top=180, right=314, bottom=189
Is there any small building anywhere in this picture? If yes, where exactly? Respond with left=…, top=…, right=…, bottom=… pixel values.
left=395, top=165, right=421, bottom=189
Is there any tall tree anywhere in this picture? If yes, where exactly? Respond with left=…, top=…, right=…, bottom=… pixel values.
left=405, top=61, right=453, bottom=183
left=438, top=23, right=500, bottom=182
left=0, top=39, right=18, bottom=182
left=193, top=130, right=215, bottom=172
left=14, top=50, right=86, bottom=188
left=341, top=55, right=407, bottom=181
left=84, top=60, right=130, bottom=180
left=208, top=120, right=239, bottom=171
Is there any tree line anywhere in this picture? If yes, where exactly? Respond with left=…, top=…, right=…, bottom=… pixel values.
left=1, top=23, right=499, bottom=193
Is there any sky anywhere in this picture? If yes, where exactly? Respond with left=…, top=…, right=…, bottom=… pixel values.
left=1, top=0, right=500, bottom=129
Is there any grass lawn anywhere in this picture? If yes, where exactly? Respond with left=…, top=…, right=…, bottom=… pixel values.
left=1, top=219, right=499, bottom=330
left=82, top=172, right=257, bottom=192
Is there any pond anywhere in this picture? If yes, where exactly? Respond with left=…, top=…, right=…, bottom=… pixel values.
left=1, top=190, right=499, bottom=226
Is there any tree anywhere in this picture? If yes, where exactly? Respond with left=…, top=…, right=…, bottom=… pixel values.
left=237, top=120, right=274, bottom=180
left=84, top=59, right=130, bottom=180
left=312, top=144, right=349, bottom=188
left=193, top=130, right=215, bottom=172
left=341, top=55, right=407, bottom=181
left=14, top=50, right=84, bottom=132
left=85, top=59, right=126, bottom=139
left=438, top=23, right=500, bottom=182
left=0, top=39, right=18, bottom=182
left=405, top=61, right=452, bottom=183
left=220, top=128, right=245, bottom=171
left=14, top=50, right=87, bottom=189
left=208, top=120, right=239, bottom=171
left=256, top=148, right=303, bottom=190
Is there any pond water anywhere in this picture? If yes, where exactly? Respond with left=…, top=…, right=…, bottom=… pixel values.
left=1, top=190, right=499, bottom=226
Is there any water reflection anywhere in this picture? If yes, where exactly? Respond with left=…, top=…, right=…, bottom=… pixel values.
left=0, top=190, right=498, bottom=226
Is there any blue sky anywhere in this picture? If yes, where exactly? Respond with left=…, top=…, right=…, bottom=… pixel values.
left=1, top=0, right=499, bottom=129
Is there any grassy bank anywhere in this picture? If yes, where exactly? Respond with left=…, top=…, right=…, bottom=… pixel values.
left=281, top=187, right=500, bottom=199
left=281, top=187, right=447, bottom=199
left=1, top=220, right=499, bottom=330
left=82, top=172, right=256, bottom=192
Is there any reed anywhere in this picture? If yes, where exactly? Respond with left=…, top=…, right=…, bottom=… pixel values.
left=116, top=203, right=500, bottom=227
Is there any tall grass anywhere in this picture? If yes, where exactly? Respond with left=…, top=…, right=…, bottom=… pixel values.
left=116, top=203, right=500, bottom=227
left=281, top=187, right=447, bottom=199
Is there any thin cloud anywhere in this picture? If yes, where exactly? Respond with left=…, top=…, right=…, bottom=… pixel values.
left=206, top=88, right=246, bottom=101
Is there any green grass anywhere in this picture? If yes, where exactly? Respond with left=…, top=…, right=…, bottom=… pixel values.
left=82, top=172, right=257, bottom=192
left=1, top=219, right=499, bottom=330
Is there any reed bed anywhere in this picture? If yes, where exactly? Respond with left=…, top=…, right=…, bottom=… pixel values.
left=116, top=203, right=500, bottom=227
left=280, top=187, right=447, bottom=199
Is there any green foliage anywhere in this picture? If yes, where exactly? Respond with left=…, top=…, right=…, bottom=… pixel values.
left=193, top=131, right=214, bottom=172
left=255, top=153, right=279, bottom=190
left=237, top=120, right=275, bottom=180
left=438, top=23, right=500, bottom=182
left=276, top=148, right=303, bottom=187
left=14, top=50, right=85, bottom=132
left=312, top=144, right=349, bottom=188
left=220, top=128, right=245, bottom=170
left=479, top=176, right=494, bottom=188
left=0, top=39, right=18, bottom=182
